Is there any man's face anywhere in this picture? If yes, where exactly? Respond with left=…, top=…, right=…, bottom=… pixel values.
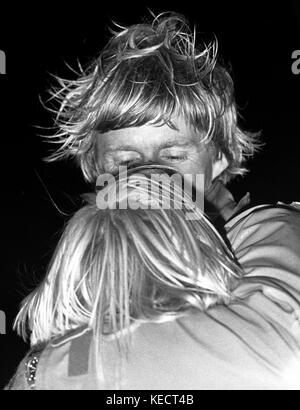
left=96, top=117, right=217, bottom=190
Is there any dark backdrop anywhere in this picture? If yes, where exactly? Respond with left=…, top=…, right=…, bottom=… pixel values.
left=0, top=1, right=299, bottom=388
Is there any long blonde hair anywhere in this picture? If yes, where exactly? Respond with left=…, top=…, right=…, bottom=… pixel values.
left=14, top=168, right=243, bottom=349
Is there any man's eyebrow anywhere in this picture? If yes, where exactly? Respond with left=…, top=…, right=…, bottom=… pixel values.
left=158, top=141, right=194, bottom=149
left=105, top=141, right=195, bottom=152
left=104, top=145, right=140, bottom=153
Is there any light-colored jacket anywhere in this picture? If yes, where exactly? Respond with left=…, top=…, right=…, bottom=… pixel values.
left=6, top=204, right=300, bottom=390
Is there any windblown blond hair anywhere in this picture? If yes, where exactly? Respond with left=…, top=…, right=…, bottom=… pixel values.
left=44, top=11, right=260, bottom=183
left=15, top=169, right=243, bottom=348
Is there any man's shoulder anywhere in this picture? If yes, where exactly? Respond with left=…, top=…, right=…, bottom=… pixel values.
left=225, top=202, right=300, bottom=233
left=224, top=202, right=300, bottom=260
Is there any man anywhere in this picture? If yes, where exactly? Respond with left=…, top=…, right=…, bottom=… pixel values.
left=9, top=11, right=300, bottom=391
left=47, top=12, right=259, bottom=222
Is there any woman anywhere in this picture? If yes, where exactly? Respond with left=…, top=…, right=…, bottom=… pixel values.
left=6, top=167, right=300, bottom=390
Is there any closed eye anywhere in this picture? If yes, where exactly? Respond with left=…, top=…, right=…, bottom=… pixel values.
left=162, top=155, right=188, bottom=161
left=104, top=151, right=141, bottom=171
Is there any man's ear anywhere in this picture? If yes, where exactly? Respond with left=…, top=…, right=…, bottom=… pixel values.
left=212, top=153, right=229, bottom=180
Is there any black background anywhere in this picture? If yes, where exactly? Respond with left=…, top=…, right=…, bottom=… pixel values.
left=0, top=1, right=299, bottom=388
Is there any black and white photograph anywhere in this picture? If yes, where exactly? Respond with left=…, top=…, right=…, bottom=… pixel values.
left=1, top=1, right=300, bottom=393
